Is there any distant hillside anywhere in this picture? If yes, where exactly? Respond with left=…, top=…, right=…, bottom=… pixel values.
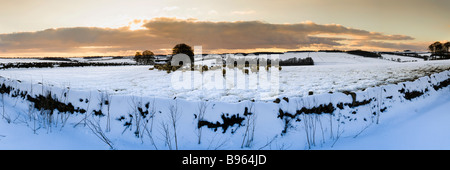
left=346, top=50, right=381, bottom=58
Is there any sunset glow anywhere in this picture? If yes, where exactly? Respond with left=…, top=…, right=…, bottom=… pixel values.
left=0, top=0, right=448, bottom=57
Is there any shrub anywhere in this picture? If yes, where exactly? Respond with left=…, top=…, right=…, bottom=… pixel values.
left=198, top=113, right=245, bottom=134
left=134, top=50, right=155, bottom=65
left=171, top=43, right=194, bottom=66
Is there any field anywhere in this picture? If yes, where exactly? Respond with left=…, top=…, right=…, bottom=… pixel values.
left=0, top=52, right=449, bottom=102
left=0, top=52, right=449, bottom=150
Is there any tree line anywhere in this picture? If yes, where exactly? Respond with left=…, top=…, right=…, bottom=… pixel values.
left=134, top=43, right=194, bottom=65
left=428, top=41, right=450, bottom=54
left=135, top=43, right=315, bottom=67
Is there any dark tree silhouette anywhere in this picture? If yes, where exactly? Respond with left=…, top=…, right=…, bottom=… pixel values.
left=134, top=50, right=155, bottom=65
left=429, top=41, right=444, bottom=54
left=444, top=42, right=450, bottom=53
left=171, top=43, right=194, bottom=66
left=428, top=41, right=450, bottom=60
left=135, top=52, right=142, bottom=58
left=143, top=50, right=154, bottom=58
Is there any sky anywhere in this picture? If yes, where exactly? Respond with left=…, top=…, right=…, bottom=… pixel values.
left=0, top=0, right=449, bottom=57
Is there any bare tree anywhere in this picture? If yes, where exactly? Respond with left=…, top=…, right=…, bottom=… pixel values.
left=128, top=97, right=142, bottom=138
left=59, top=87, right=71, bottom=130
left=143, top=103, right=158, bottom=150
left=206, top=134, right=229, bottom=150
left=158, top=100, right=181, bottom=150
left=1, top=90, right=11, bottom=123
left=331, top=110, right=345, bottom=148
left=196, top=100, right=209, bottom=144
left=160, top=121, right=173, bottom=150
left=103, top=92, right=112, bottom=132
left=241, top=103, right=256, bottom=148
left=138, top=99, right=158, bottom=149
left=0, top=80, right=10, bottom=123
left=86, top=118, right=115, bottom=150
left=74, top=92, right=92, bottom=128
left=258, top=135, right=278, bottom=150
left=168, top=100, right=181, bottom=150
left=297, top=98, right=315, bottom=149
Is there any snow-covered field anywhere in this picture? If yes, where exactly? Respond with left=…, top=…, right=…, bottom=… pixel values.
left=320, top=89, right=450, bottom=150
left=0, top=52, right=449, bottom=150
left=0, top=57, right=136, bottom=64
left=281, top=52, right=391, bottom=65
left=381, top=54, right=424, bottom=63
left=0, top=58, right=67, bottom=64
left=69, top=57, right=136, bottom=64
left=0, top=52, right=449, bottom=102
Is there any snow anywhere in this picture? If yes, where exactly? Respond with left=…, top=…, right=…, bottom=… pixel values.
left=0, top=121, right=105, bottom=150
left=0, top=58, right=67, bottom=64
left=69, top=57, right=136, bottom=64
left=319, top=89, right=450, bottom=150
left=381, top=54, right=424, bottom=63
left=282, top=52, right=391, bottom=65
left=0, top=57, right=136, bottom=64
left=0, top=52, right=449, bottom=150
left=1, top=75, right=449, bottom=150
left=0, top=52, right=449, bottom=102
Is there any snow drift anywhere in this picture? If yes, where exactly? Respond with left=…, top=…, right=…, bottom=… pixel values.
left=0, top=68, right=449, bottom=149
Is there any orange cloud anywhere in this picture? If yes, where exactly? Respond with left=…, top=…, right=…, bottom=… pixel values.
left=0, top=17, right=421, bottom=57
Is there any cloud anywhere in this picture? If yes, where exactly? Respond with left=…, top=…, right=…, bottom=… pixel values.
left=0, top=17, right=420, bottom=57
left=141, top=18, right=415, bottom=50
left=350, top=40, right=428, bottom=51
